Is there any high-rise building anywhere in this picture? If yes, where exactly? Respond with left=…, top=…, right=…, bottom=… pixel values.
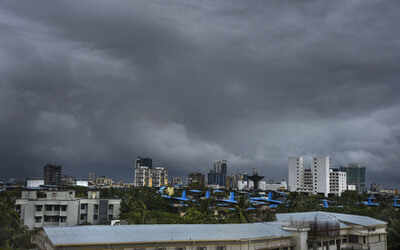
left=133, top=157, right=152, bottom=187
left=329, top=169, right=347, bottom=196
left=339, top=164, right=366, bottom=193
left=312, top=156, right=330, bottom=197
left=151, top=167, right=168, bottom=188
left=288, top=156, right=304, bottom=192
left=207, top=160, right=227, bottom=187
left=43, top=164, right=62, bottom=186
left=171, top=176, right=183, bottom=186
left=288, top=156, right=347, bottom=196
left=133, top=157, right=168, bottom=188
left=187, top=172, right=205, bottom=188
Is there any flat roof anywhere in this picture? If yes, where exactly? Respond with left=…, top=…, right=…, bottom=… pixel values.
left=44, top=222, right=292, bottom=246
left=276, top=211, right=387, bottom=227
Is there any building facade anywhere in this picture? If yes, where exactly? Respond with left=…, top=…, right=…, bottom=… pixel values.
left=207, top=160, right=227, bottom=187
left=35, top=211, right=387, bottom=250
left=133, top=157, right=168, bottom=187
left=288, top=156, right=347, bottom=196
left=312, top=156, right=330, bottom=197
left=43, top=164, right=62, bottom=186
left=187, top=172, right=205, bottom=188
left=16, top=190, right=121, bottom=229
left=329, top=169, right=347, bottom=196
left=26, top=178, right=44, bottom=188
left=151, top=167, right=168, bottom=187
left=339, top=164, right=366, bottom=193
left=288, top=156, right=304, bottom=192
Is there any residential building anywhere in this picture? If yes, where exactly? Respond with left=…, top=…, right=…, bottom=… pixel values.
left=36, top=211, right=387, bottom=250
left=43, top=164, right=62, bottom=186
left=207, top=160, right=227, bottom=187
left=302, top=169, right=313, bottom=192
left=259, top=180, right=288, bottom=191
left=95, top=176, right=113, bottom=187
left=171, top=176, right=183, bottom=186
left=133, top=157, right=153, bottom=187
left=61, top=175, right=75, bottom=186
left=187, top=172, right=205, bottom=188
left=151, top=167, right=168, bottom=187
left=340, top=164, right=367, bottom=193
left=88, top=172, right=96, bottom=184
left=15, top=190, right=121, bottom=229
left=133, top=157, right=168, bottom=187
left=312, top=156, right=330, bottom=197
left=288, top=156, right=304, bottom=192
left=288, top=156, right=347, bottom=196
left=329, top=169, right=347, bottom=197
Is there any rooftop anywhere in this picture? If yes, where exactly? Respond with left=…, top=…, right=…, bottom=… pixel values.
left=44, top=222, right=292, bottom=246
left=276, top=211, right=387, bottom=227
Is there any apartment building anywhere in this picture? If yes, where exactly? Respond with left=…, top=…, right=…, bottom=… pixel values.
left=15, top=190, right=121, bottom=229
left=288, top=156, right=347, bottom=196
left=329, top=169, right=347, bottom=196
left=288, top=156, right=304, bottom=192
left=133, top=157, right=168, bottom=187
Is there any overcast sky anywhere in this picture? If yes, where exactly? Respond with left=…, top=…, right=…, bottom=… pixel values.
left=1, top=0, right=400, bottom=185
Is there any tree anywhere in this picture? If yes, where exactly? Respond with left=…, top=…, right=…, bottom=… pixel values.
left=0, top=191, right=35, bottom=249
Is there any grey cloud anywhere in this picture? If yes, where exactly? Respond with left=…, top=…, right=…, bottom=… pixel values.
left=0, top=0, right=400, bottom=186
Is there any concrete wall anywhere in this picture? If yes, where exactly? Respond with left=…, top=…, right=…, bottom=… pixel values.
left=41, top=238, right=294, bottom=250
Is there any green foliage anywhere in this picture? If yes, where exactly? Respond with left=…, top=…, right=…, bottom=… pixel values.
left=0, top=191, right=35, bottom=249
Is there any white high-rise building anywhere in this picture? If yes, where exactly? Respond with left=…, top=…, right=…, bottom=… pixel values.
left=329, top=169, right=347, bottom=196
left=288, top=156, right=304, bottom=192
left=288, top=156, right=346, bottom=197
left=312, top=156, right=330, bottom=197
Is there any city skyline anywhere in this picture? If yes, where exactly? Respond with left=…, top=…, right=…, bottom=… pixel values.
left=1, top=0, right=400, bottom=186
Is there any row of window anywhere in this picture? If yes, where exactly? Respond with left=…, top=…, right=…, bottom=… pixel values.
left=35, top=215, right=67, bottom=223
left=308, top=234, right=385, bottom=249
left=36, top=205, right=67, bottom=212
left=80, top=204, right=113, bottom=210
left=80, top=214, right=113, bottom=221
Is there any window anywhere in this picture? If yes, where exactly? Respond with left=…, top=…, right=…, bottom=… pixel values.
left=109, top=204, right=114, bottom=210
left=329, top=240, right=335, bottom=245
left=156, top=248, right=166, bottom=250
left=44, top=216, right=50, bottom=222
left=196, top=247, right=206, bottom=250
left=60, top=216, right=67, bottom=223
left=54, top=205, right=60, bottom=211
left=35, top=216, right=42, bottom=223
left=80, top=214, right=86, bottom=220
left=37, top=192, right=47, bottom=198
left=349, top=235, right=358, bottom=243
left=81, top=204, right=86, bottom=209
left=45, top=205, right=52, bottom=211
left=176, top=248, right=185, bottom=250
left=61, top=205, right=67, bottom=211
left=93, top=214, right=98, bottom=220
left=216, top=246, right=226, bottom=250
left=35, top=205, right=43, bottom=211
left=109, top=214, right=113, bottom=220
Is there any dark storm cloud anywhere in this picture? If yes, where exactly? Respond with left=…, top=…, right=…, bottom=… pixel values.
left=1, top=0, right=400, bottom=185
